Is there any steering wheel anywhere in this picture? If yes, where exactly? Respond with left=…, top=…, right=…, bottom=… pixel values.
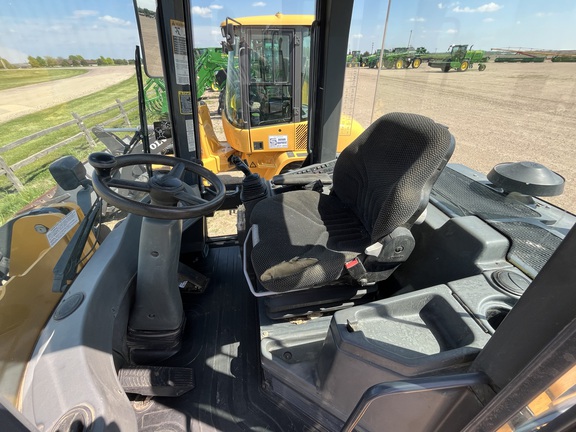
left=88, top=152, right=225, bottom=220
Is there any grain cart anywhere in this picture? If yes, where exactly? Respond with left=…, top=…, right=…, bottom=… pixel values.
left=429, top=44, right=487, bottom=72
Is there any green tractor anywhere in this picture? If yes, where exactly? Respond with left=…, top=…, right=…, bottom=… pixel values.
left=366, top=47, right=423, bottom=69
left=381, top=47, right=421, bottom=69
left=429, top=44, right=487, bottom=72
left=346, top=50, right=363, bottom=66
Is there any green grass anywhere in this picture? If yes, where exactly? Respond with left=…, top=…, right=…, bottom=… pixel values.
left=0, top=74, right=141, bottom=224
left=0, top=68, right=89, bottom=91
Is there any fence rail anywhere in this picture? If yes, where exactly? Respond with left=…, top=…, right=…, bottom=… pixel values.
left=0, top=97, right=138, bottom=191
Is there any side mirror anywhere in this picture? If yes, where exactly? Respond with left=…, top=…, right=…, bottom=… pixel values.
left=225, top=22, right=235, bottom=51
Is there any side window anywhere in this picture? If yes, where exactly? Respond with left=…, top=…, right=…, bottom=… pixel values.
left=301, top=29, right=310, bottom=120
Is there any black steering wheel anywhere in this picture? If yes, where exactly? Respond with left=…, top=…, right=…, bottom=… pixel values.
left=89, top=152, right=225, bottom=219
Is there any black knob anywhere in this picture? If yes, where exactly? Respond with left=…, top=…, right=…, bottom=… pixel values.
left=89, top=152, right=117, bottom=178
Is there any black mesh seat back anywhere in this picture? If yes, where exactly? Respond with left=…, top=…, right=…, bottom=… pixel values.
left=332, top=112, right=454, bottom=243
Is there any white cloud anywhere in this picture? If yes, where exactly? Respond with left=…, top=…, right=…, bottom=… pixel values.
left=535, top=12, right=553, bottom=17
left=192, top=6, right=213, bottom=18
left=483, top=17, right=495, bottom=22
left=211, top=29, right=221, bottom=35
left=253, top=2, right=266, bottom=7
left=439, top=2, right=459, bottom=9
left=351, top=34, right=363, bottom=39
left=446, top=29, right=458, bottom=34
left=453, top=2, right=502, bottom=13
left=99, top=15, right=131, bottom=26
left=73, top=10, right=98, bottom=19
left=210, top=4, right=224, bottom=10
left=409, top=17, right=426, bottom=22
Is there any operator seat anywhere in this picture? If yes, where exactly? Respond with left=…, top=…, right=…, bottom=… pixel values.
left=249, top=112, right=455, bottom=297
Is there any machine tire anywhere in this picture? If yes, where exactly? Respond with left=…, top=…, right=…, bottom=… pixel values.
left=478, top=63, right=487, bottom=71
left=395, top=58, right=404, bottom=69
left=279, top=161, right=303, bottom=174
left=442, top=65, right=450, bottom=73
left=412, top=58, right=422, bottom=68
left=403, top=59, right=411, bottom=68
left=383, top=59, right=393, bottom=69
left=459, top=61, right=470, bottom=72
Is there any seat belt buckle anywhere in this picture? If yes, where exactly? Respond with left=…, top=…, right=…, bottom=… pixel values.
left=345, top=258, right=368, bottom=284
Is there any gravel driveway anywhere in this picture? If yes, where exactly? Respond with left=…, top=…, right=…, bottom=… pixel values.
left=0, top=66, right=135, bottom=123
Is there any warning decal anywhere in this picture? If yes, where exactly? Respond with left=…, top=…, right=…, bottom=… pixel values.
left=185, top=119, right=196, bottom=152
left=179, top=91, right=192, bottom=115
left=46, top=210, right=79, bottom=247
left=170, top=20, right=190, bottom=85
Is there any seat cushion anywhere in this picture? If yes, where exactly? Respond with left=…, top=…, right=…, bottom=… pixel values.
left=250, top=190, right=370, bottom=292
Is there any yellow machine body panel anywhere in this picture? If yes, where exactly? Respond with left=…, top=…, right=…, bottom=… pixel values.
left=221, top=14, right=314, bottom=28
left=0, top=203, right=98, bottom=407
left=197, top=103, right=235, bottom=173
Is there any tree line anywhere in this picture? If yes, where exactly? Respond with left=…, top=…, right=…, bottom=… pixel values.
left=24, top=55, right=134, bottom=68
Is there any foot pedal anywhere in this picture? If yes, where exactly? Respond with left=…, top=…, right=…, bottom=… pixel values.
left=178, top=262, right=209, bottom=293
left=118, top=366, right=195, bottom=397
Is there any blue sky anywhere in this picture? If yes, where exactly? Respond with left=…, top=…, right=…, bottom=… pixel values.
left=0, top=0, right=575, bottom=63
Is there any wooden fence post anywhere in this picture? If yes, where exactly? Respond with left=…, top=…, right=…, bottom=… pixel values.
left=72, top=112, right=97, bottom=147
left=116, top=99, right=131, bottom=127
left=0, top=156, right=24, bottom=192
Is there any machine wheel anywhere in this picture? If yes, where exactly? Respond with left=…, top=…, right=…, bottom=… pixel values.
left=89, top=153, right=225, bottom=220
left=279, top=161, right=304, bottom=175
left=459, top=61, right=470, bottom=72
left=412, top=58, right=422, bottom=68
left=442, top=65, right=450, bottom=73
left=403, top=59, right=411, bottom=68
left=478, top=63, right=487, bottom=71
left=383, top=59, right=393, bottom=69
left=210, top=81, right=220, bottom=92
left=395, top=59, right=404, bottom=69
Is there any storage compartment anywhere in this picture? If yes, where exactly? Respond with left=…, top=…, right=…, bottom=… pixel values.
left=346, top=294, right=475, bottom=357
left=486, top=306, right=510, bottom=331
left=317, top=285, right=490, bottom=386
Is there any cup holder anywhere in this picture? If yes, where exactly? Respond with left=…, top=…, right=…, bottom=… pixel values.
left=486, top=306, right=510, bottom=331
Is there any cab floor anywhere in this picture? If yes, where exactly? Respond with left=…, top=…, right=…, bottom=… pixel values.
left=131, top=243, right=324, bottom=432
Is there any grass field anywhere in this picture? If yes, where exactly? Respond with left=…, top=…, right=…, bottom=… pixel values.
left=0, top=68, right=88, bottom=91
left=0, top=74, right=138, bottom=224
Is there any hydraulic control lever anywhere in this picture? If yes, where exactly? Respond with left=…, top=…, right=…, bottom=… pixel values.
left=230, top=155, right=252, bottom=177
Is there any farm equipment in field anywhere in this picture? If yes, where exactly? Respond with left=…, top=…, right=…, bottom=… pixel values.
left=492, top=47, right=576, bottom=63
left=382, top=47, right=421, bottom=69
left=194, top=47, right=228, bottom=93
left=366, top=47, right=423, bottom=69
left=346, top=50, right=363, bottom=66
left=429, top=44, right=487, bottom=72
left=144, top=47, right=227, bottom=117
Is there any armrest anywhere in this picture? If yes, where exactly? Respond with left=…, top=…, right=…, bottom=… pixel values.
left=272, top=173, right=333, bottom=186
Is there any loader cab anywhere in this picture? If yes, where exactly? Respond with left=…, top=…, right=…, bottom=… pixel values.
left=4, top=0, right=576, bottom=431
left=221, top=15, right=312, bottom=159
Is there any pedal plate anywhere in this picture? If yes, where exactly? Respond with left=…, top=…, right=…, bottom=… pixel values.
left=178, top=262, right=209, bottom=293
left=118, top=366, right=195, bottom=397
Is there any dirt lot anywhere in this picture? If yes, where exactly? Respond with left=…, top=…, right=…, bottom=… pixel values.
left=347, top=62, right=576, bottom=213
left=0, top=66, right=134, bottom=123
left=206, top=62, right=576, bottom=235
